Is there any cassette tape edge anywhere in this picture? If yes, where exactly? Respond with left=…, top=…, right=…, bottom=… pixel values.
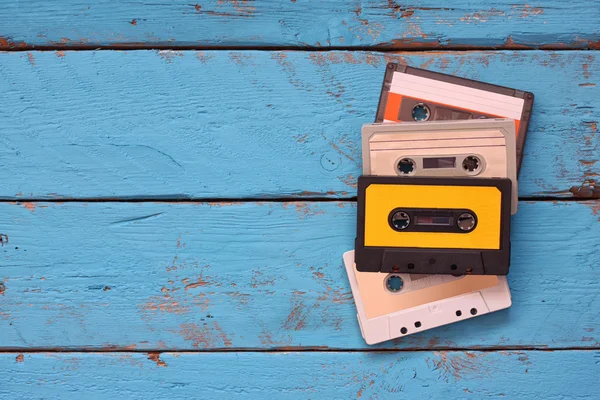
left=342, top=250, right=385, bottom=345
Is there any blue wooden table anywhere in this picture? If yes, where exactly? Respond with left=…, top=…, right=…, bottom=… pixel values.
left=1, top=1, right=599, bottom=398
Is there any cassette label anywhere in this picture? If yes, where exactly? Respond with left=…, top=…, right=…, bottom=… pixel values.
left=355, top=176, right=512, bottom=275
left=384, top=73, right=524, bottom=121
left=342, top=251, right=512, bottom=344
left=375, top=63, right=534, bottom=173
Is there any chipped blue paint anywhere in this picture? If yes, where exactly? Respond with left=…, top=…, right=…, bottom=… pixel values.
left=1, top=351, right=599, bottom=399
left=0, top=51, right=597, bottom=199
left=0, top=1, right=599, bottom=49
left=1, top=5, right=598, bottom=394
left=1, top=200, right=599, bottom=350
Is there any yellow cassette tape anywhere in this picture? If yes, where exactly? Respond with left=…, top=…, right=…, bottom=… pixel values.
left=355, top=176, right=512, bottom=275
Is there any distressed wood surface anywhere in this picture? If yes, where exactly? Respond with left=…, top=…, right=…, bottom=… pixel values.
left=2, top=351, right=599, bottom=399
left=2, top=2, right=599, bottom=398
left=2, top=200, right=599, bottom=350
left=0, top=50, right=598, bottom=200
left=1, top=1, right=599, bottom=50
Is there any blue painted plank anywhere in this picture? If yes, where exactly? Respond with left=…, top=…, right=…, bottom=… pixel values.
left=0, top=50, right=597, bottom=200
left=1, top=200, right=599, bottom=350
left=0, top=1, right=599, bottom=49
left=1, top=351, right=598, bottom=399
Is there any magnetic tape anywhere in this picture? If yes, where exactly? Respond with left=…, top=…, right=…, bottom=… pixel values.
left=361, top=119, right=518, bottom=214
left=375, top=63, right=534, bottom=174
left=355, top=175, right=512, bottom=275
left=343, top=250, right=512, bottom=344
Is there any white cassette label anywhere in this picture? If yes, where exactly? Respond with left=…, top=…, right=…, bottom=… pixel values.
left=389, top=72, right=525, bottom=121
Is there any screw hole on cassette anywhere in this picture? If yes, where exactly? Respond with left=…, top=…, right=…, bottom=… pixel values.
left=456, top=310, right=462, bottom=317
left=400, top=327, right=408, bottom=334
left=407, top=263, right=415, bottom=270
left=414, top=321, right=422, bottom=328
left=462, top=156, right=482, bottom=175
left=385, top=275, right=404, bottom=293
left=411, top=103, right=431, bottom=121
left=451, top=264, right=458, bottom=271
left=397, top=158, right=415, bottom=175
left=470, top=308, right=478, bottom=315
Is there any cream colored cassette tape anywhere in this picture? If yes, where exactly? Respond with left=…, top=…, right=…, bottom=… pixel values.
left=361, top=119, right=518, bottom=214
left=343, top=250, right=511, bottom=344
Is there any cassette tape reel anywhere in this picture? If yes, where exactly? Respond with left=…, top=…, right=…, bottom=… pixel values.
left=361, top=119, right=518, bottom=214
left=374, top=63, right=534, bottom=174
left=355, top=176, right=512, bottom=275
left=343, top=250, right=512, bottom=344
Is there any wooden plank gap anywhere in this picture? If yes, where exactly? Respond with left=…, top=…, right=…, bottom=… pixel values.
left=1, top=346, right=599, bottom=354
left=0, top=197, right=597, bottom=203
left=1, top=44, right=599, bottom=52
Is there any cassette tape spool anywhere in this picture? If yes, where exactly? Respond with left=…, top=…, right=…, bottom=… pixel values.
left=355, top=176, right=512, bottom=275
left=361, top=119, right=518, bottom=214
left=374, top=63, right=534, bottom=174
left=343, top=250, right=512, bottom=344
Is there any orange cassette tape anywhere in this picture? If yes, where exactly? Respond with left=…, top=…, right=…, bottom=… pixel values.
left=375, top=63, right=534, bottom=173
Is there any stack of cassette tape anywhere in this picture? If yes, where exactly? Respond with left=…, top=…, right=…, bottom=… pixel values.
left=343, top=63, right=534, bottom=344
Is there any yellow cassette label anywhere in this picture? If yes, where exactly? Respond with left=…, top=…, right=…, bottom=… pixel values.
left=364, top=184, right=502, bottom=249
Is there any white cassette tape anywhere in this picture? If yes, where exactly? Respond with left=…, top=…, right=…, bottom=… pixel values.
left=361, top=119, right=518, bottom=214
left=343, top=250, right=511, bottom=345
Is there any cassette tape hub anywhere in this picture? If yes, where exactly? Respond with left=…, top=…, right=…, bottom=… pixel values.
left=355, top=176, right=512, bottom=275
left=361, top=119, right=518, bottom=214
left=343, top=250, right=512, bottom=344
left=375, top=63, right=534, bottom=174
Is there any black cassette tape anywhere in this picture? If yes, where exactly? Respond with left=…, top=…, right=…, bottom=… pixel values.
left=375, top=63, right=534, bottom=174
left=355, top=176, right=512, bottom=275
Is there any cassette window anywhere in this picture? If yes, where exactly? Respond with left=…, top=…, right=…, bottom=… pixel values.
left=423, top=157, right=456, bottom=169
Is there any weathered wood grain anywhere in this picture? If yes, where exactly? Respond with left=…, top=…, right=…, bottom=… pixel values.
left=2, top=351, right=599, bottom=399
left=0, top=50, right=597, bottom=200
left=1, top=200, right=599, bottom=350
left=1, top=1, right=599, bottom=50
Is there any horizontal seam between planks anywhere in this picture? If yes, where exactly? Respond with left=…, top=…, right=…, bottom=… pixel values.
left=1, top=45, right=600, bottom=52
left=0, top=197, right=595, bottom=203
left=0, top=346, right=599, bottom=353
